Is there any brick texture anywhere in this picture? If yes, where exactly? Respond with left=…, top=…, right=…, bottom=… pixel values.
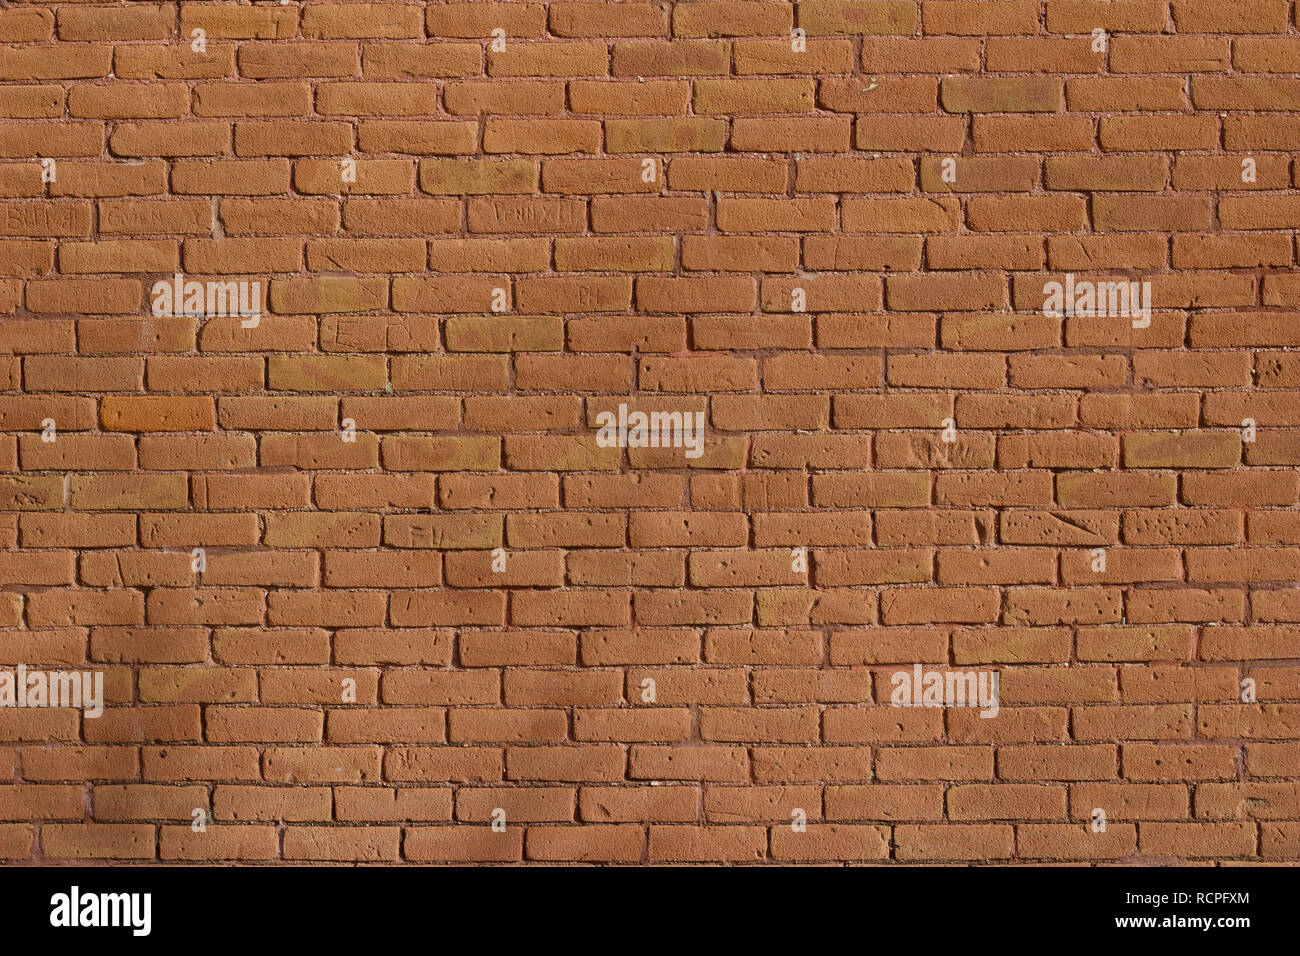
left=2, top=0, right=1299, bottom=865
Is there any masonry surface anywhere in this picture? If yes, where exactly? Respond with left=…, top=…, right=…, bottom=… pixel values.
left=0, top=0, right=1298, bottom=866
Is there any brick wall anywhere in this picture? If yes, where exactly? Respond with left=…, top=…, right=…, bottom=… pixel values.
left=2, top=0, right=1298, bottom=865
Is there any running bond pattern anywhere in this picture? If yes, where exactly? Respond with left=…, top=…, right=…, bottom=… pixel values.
left=1, top=0, right=1298, bottom=866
